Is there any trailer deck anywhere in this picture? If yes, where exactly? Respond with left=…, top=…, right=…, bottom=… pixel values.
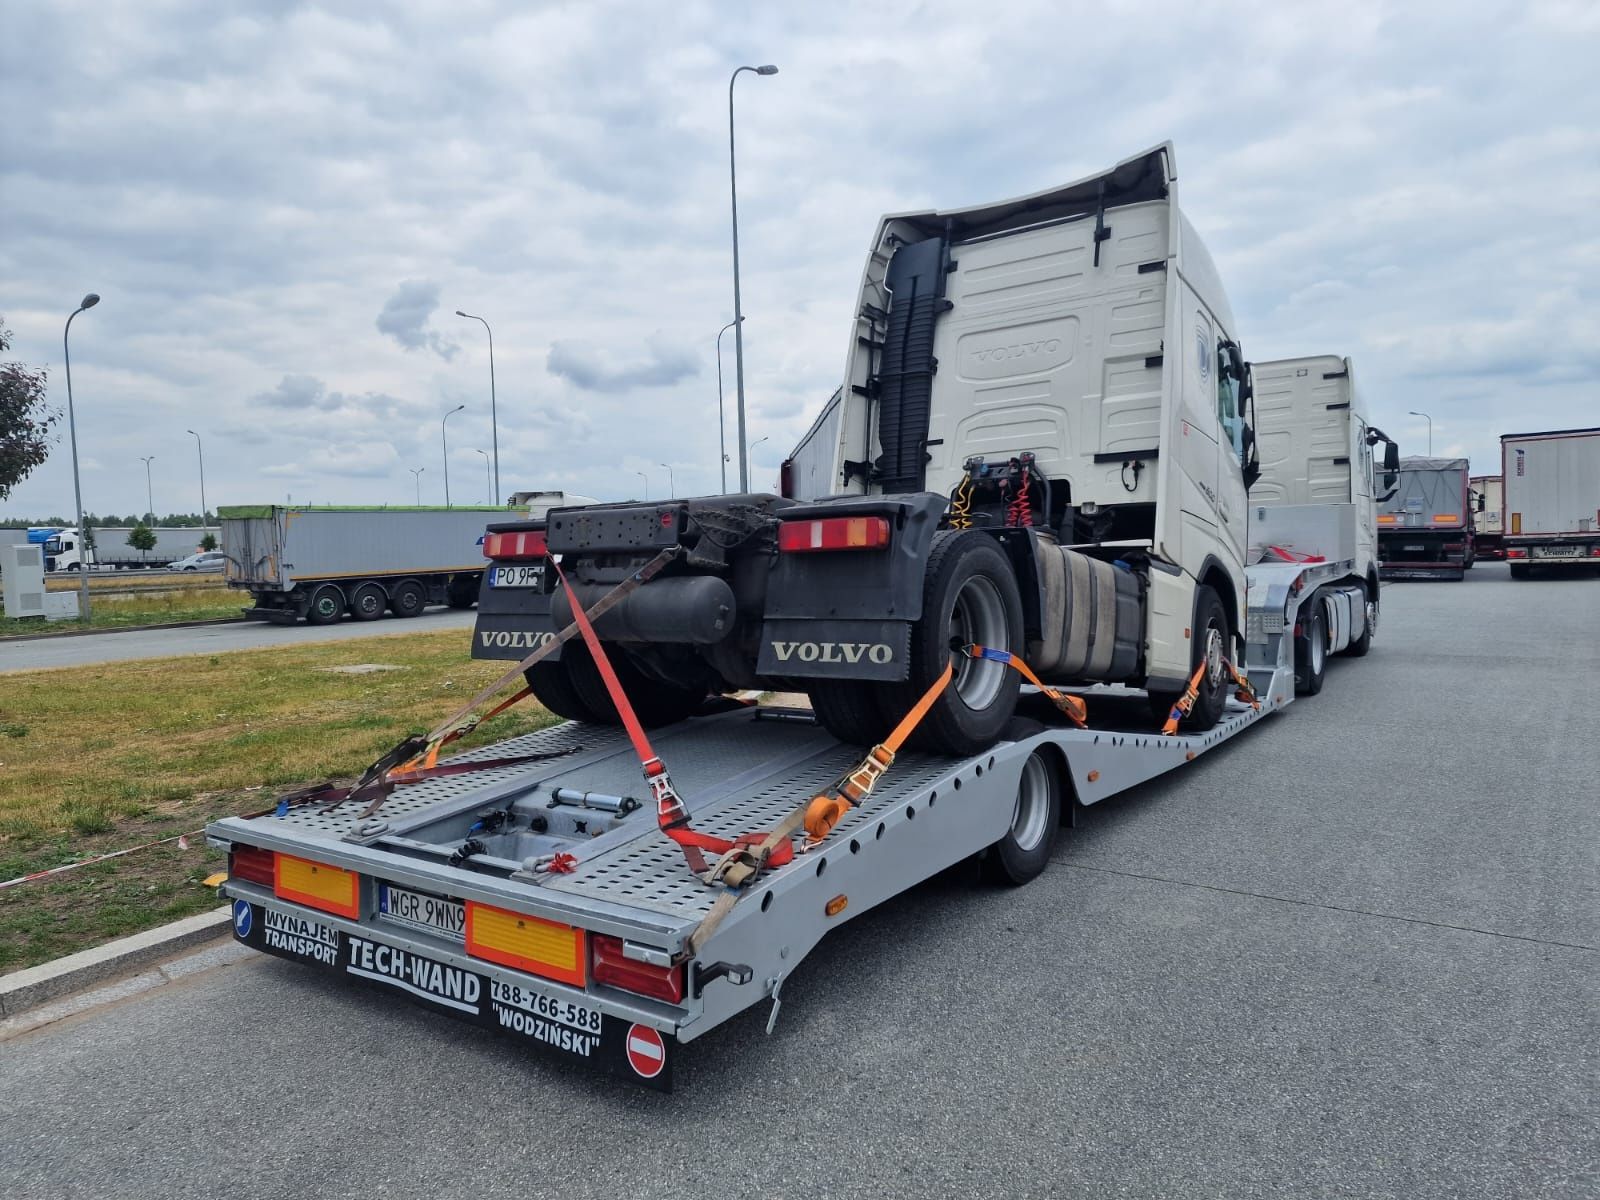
left=208, top=556, right=1351, bottom=1090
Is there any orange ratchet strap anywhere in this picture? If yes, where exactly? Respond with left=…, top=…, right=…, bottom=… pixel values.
left=1159, top=658, right=1259, bottom=735
left=961, top=643, right=1088, bottom=729
left=550, top=557, right=794, bottom=884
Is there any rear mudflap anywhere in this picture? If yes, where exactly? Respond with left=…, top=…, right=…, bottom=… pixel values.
left=756, top=617, right=911, bottom=681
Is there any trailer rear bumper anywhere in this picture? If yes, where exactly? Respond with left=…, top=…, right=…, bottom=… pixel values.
left=221, top=887, right=682, bottom=1090
left=1379, top=560, right=1465, bottom=580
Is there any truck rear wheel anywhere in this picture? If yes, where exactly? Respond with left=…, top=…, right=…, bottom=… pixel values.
left=390, top=579, right=427, bottom=618
left=1147, top=584, right=1230, bottom=731
left=894, top=531, right=1024, bottom=756
left=446, top=574, right=479, bottom=609
left=525, top=660, right=608, bottom=724
left=350, top=582, right=387, bottom=621
left=306, top=584, right=344, bottom=625
left=981, top=745, right=1061, bottom=885
left=562, top=642, right=707, bottom=729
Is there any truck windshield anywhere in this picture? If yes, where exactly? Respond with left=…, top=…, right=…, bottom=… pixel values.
left=45, top=537, right=65, bottom=553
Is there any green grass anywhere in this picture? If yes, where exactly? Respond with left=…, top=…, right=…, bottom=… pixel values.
left=1, top=583, right=245, bottom=637
left=0, top=629, right=557, bottom=971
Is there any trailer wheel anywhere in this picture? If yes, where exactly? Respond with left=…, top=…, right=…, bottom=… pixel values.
left=349, top=582, right=387, bottom=622
left=524, top=661, right=609, bottom=724
left=1295, top=600, right=1328, bottom=696
left=446, top=574, right=479, bottom=609
left=1345, top=584, right=1377, bottom=657
left=1509, top=563, right=1531, bottom=580
left=562, top=642, right=707, bottom=729
left=981, top=746, right=1061, bottom=885
left=390, top=579, right=427, bottom=618
left=305, top=584, right=345, bottom=625
left=1147, top=585, right=1230, bottom=731
left=892, top=531, right=1024, bottom=756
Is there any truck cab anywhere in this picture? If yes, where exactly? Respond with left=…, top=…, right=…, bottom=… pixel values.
left=43, top=528, right=93, bottom=572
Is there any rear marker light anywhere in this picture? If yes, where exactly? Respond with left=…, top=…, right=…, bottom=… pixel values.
left=229, top=845, right=275, bottom=888
left=825, top=895, right=849, bottom=918
left=274, top=854, right=360, bottom=919
left=592, top=934, right=685, bottom=1003
left=778, top=516, right=891, bottom=553
left=465, top=902, right=586, bottom=987
left=483, top=530, right=548, bottom=560
left=1506, top=548, right=1528, bottom=559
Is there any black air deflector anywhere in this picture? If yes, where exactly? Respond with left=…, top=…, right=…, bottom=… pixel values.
left=872, top=236, right=948, bottom=494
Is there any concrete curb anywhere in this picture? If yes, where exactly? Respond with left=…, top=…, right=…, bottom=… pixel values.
left=1, top=616, right=246, bottom=643
left=0, top=906, right=233, bottom=1018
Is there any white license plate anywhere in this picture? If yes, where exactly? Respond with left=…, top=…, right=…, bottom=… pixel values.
left=1534, top=546, right=1579, bottom=558
left=490, top=564, right=545, bottom=588
left=489, top=978, right=603, bottom=1034
left=379, top=884, right=465, bottom=942
left=1403, top=544, right=1427, bottom=551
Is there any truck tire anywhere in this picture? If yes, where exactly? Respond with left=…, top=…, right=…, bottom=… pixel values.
left=981, top=745, right=1061, bottom=885
left=349, top=582, right=387, bottom=622
left=524, top=661, right=609, bottom=724
left=1345, top=585, right=1377, bottom=657
left=808, top=680, right=892, bottom=747
left=562, top=642, right=707, bottom=729
left=1147, top=584, right=1230, bottom=731
left=306, top=584, right=345, bottom=625
left=1295, top=600, right=1327, bottom=696
left=893, top=531, right=1024, bottom=756
left=446, top=574, right=479, bottom=609
left=390, top=579, right=427, bottom=618
left=1509, top=562, right=1531, bottom=580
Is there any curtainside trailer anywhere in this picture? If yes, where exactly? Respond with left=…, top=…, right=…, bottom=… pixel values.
left=220, top=505, right=518, bottom=624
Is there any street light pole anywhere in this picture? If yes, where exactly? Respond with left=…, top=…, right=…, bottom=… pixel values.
left=456, top=311, right=499, bottom=503
left=410, top=467, right=425, bottom=505
left=635, top=470, right=648, bottom=500
left=715, top=317, right=740, bottom=494
left=139, top=456, right=155, bottom=524
left=659, top=463, right=675, bottom=498
left=476, top=449, right=491, bottom=504
left=728, top=63, right=778, bottom=494
left=442, top=403, right=465, bottom=507
left=1407, top=410, right=1433, bottom=456
left=185, top=428, right=208, bottom=542
left=64, top=292, right=100, bottom=621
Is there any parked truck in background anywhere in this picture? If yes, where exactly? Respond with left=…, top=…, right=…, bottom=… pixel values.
left=1377, top=457, right=1476, bottom=580
left=42, top=525, right=213, bottom=571
left=1501, top=427, right=1600, bottom=579
left=1246, top=355, right=1397, bottom=677
left=1470, top=475, right=1505, bottom=560
left=220, top=505, right=522, bottom=624
left=473, top=144, right=1266, bottom=755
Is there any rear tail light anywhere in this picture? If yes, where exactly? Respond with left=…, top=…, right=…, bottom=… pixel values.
left=483, top=530, right=548, bottom=560
left=1443, top=543, right=1464, bottom=551
left=275, top=853, right=360, bottom=919
left=1590, top=546, right=1600, bottom=557
left=1506, top=548, right=1528, bottom=559
left=229, top=844, right=275, bottom=888
left=465, top=902, right=586, bottom=986
left=777, top=515, right=891, bottom=553
left=591, top=934, right=686, bottom=1003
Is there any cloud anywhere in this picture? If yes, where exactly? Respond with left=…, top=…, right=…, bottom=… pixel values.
left=546, top=333, right=700, bottom=393
left=375, top=280, right=458, bottom=360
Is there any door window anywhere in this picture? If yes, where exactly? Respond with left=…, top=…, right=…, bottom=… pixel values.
left=1215, top=341, right=1245, bottom=456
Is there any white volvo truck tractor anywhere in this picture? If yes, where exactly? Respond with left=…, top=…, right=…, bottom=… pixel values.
left=472, top=144, right=1261, bottom=756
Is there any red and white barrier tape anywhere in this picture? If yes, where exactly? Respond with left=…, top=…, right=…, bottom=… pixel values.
left=0, top=828, right=206, bottom=891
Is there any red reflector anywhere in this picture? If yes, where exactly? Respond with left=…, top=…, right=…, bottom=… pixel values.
left=591, top=935, right=686, bottom=1003
left=1590, top=547, right=1600, bottom=557
left=229, top=845, right=275, bottom=888
left=484, top=530, right=548, bottom=560
left=1506, top=548, right=1528, bottom=558
left=777, top=516, right=891, bottom=553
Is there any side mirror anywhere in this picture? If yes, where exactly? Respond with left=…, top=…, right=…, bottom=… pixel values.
left=1476, top=492, right=1486, bottom=513
left=1383, top=442, right=1400, bottom=473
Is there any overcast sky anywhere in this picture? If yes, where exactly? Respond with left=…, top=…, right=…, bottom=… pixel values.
left=3, top=0, right=1596, bottom=519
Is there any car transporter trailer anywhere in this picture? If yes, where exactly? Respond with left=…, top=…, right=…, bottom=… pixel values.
left=208, top=550, right=1369, bottom=1091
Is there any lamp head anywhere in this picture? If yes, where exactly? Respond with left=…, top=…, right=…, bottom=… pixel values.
left=80, top=293, right=100, bottom=310
left=756, top=65, right=778, bottom=75
left=455, top=310, right=468, bottom=318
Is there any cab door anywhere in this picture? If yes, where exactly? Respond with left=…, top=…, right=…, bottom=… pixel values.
left=1213, top=339, right=1250, bottom=570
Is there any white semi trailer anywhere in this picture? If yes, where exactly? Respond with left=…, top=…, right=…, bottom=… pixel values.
left=1501, top=428, right=1600, bottom=578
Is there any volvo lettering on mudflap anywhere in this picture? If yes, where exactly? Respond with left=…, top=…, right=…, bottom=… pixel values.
left=472, top=144, right=1273, bottom=758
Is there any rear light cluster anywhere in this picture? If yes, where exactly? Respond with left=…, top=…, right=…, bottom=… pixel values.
left=1506, top=548, right=1528, bottom=559
left=777, top=515, right=891, bottom=553
left=483, top=530, right=547, bottom=560
left=229, top=844, right=275, bottom=887
left=591, top=934, right=686, bottom=1003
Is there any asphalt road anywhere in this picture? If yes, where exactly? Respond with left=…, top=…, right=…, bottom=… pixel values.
left=1, top=607, right=477, bottom=672
left=2, top=562, right=1595, bottom=1199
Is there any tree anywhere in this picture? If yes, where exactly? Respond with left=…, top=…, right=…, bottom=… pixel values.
left=0, top=317, right=59, bottom=501
left=128, top=524, right=157, bottom=555
left=200, top=533, right=218, bottom=551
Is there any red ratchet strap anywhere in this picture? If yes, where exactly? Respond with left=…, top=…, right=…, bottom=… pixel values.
left=549, top=557, right=794, bottom=884
left=962, top=644, right=1088, bottom=728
